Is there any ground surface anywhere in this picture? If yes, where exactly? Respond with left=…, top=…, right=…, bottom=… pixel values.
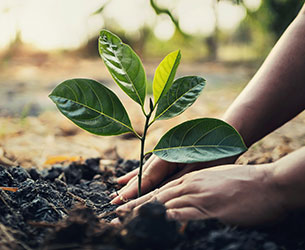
left=1, top=159, right=305, bottom=250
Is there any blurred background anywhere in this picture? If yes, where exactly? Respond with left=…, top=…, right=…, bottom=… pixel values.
left=0, top=0, right=304, bottom=168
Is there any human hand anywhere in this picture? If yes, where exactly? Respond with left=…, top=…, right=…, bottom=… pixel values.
left=111, top=155, right=238, bottom=205
left=114, top=163, right=285, bottom=226
left=110, top=155, right=186, bottom=204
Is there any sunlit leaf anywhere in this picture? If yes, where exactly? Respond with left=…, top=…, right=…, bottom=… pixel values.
left=153, top=50, right=181, bottom=105
left=153, top=118, right=247, bottom=163
left=99, top=30, right=146, bottom=106
left=49, top=78, right=134, bottom=136
left=154, top=76, right=205, bottom=120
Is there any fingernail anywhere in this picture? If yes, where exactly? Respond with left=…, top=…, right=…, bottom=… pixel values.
left=111, top=196, right=120, bottom=205
left=116, top=204, right=126, bottom=212
left=110, top=217, right=120, bottom=225
left=109, top=192, right=118, bottom=199
left=116, top=177, right=125, bottom=184
left=110, top=195, right=123, bottom=205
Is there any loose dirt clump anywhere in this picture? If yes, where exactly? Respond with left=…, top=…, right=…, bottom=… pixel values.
left=0, top=158, right=305, bottom=250
left=0, top=158, right=137, bottom=249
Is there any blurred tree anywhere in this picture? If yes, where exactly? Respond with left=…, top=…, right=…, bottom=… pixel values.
left=206, top=0, right=219, bottom=61
left=149, top=0, right=190, bottom=39
left=245, top=0, right=304, bottom=39
left=149, top=0, right=239, bottom=61
left=94, top=0, right=242, bottom=61
left=232, top=0, right=304, bottom=58
left=93, top=0, right=304, bottom=61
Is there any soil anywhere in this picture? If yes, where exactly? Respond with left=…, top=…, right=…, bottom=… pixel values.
left=1, top=158, right=305, bottom=250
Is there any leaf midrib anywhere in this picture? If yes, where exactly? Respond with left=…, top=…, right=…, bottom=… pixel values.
left=155, top=52, right=180, bottom=105
left=50, top=94, right=133, bottom=132
left=153, top=144, right=243, bottom=153
left=101, top=41, right=144, bottom=106
left=155, top=79, right=204, bottom=120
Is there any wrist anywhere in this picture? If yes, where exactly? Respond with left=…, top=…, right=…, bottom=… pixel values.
left=267, top=160, right=305, bottom=217
left=257, top=163, right=287, bottom=219
left=271, top=159, right=305, bottom=214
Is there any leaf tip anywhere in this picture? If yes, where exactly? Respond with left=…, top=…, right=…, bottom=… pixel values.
left=99, top=29, right=122, bottom=43
left=48, top=92, right=56, bottom=102
left=172, top=49, right=181, bottom=60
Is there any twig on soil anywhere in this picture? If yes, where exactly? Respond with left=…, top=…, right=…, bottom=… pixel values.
left=37, top=205, right=69, bottom=216
left=67, top=191, right=87, bottom=205
left=27, top=221, right=58, bottom=228
left=0, top=187, right=18, bottom=192
left=97, top=210, right=117, bottom=221
left=66, top=191, right=99, bottom=212
left=0, top=192, right=11, bottom=208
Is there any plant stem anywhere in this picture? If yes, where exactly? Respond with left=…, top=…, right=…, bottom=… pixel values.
left=138, top=111, right=152, bottom=197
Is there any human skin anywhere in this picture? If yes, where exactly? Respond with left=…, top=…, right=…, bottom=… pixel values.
left=111, top=4, right=305, bottom=225
left=114, top=147, right=305, bottom=226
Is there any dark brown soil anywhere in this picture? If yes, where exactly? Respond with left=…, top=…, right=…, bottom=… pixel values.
left=1, top=158, right=305, bottom=250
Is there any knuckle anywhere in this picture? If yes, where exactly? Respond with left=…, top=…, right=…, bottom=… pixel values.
left=148, top=189, right=159, bottom=201
left=143, top=173, right=155, bottom=187
left=182, top=172, right=192, bottom=181
left=175, top=185, right=186, bottom=196
left=167, top=209, right=182, bottom=220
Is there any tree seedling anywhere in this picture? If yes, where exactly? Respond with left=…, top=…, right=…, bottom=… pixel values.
left=49, top=30, right=247, bottom=197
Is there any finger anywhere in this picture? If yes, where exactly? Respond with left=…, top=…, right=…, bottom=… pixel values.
left=116, top=181, right=181, bottom=213
left=157, top=177, right=184, bottom=194
left=116, top=190, right=156, bottom=211
left=164, top=195, right=197, bottom=209
left=111, top=176, right=141, bottom=204
left=166, top=207, right=207, bottom=221
left=117, top=166, right=180, bottom=200
left=112, top=171, right=157, bottom=205
left=117, top=168, right=139, bottom=185
left=110, top=217, right=121, bottom=225
left=116, top=155, right=156, bottom=185
left=117, top=174, right=138, bottom=195
left=111, top=159, right=153, bottom=199
left=131, top=181, right=185, bottom=212
left=162, top=163, right=201, bottom=185
left=112, top=160, right=179, bottom=204
left=110, top=175, right=137, bottom=199
left=164, top=195, right=213, bottom=219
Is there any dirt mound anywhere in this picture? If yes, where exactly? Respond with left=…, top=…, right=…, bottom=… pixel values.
left=0, top=159, right=305, bottom=250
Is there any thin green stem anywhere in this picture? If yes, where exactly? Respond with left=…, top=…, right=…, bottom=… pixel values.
left=138, top=111, right=152, bottom=197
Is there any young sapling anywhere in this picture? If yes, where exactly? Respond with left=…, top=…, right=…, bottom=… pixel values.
left=49, top=30, right=247, bottom=197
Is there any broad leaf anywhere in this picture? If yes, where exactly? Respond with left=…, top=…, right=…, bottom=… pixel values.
left=153, top=50, right=181, bottom=105
left=154, top=76, right=205, bottom=120
left=152, top=118, right=247, bottom=163
left=49, top=78, right=134, bottom=136
left=99, top=30, right=146, bottom=106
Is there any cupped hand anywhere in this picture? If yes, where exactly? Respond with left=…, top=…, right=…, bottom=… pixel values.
left=110, top=155, right=187, bottom=204
left=115, top=163, right=285, bottom=226
left=111, top=155, right=238, bottom=205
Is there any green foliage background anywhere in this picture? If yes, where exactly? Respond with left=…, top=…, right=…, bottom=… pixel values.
left=95, top=0, right=304, bottom=62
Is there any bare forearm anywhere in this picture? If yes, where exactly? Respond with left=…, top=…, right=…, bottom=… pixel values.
left=223, top=10, right=305, bottom=147
left=271, top=147, right=305, bottom=212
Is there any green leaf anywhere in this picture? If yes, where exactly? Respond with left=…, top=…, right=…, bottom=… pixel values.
left=49, top=78, right=134, bottom=136
left=153, top=50, right=181, bottom=105
left=154, top=76, right=205, bottom=121
left=152, top=118, right=247, bottom=163
left=98, top=30, right=146, bottom=106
